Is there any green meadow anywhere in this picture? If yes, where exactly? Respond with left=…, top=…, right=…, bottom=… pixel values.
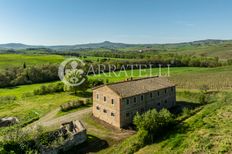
left=0, top=54, right=65, bottom=71
left=0, top=53, right=131, bottom=71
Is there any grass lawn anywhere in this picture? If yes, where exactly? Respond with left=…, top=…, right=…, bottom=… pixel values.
left=0, top=81, right=59, bottom=97
left=0, top=93, right=78, bottom=122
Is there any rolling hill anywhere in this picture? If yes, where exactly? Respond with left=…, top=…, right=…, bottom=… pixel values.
left=1, top=39, right=232, bottom=59
left=0, top=39, right=231, bottom=50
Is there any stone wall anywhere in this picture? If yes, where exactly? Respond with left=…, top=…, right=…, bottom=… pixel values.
left=93, top=85, right=176, bottom=128
left=92, top=86, right=121, bottom=127
left=120, top=86, right=176, bottom=127
left=41, top=120, right=87, bottom=154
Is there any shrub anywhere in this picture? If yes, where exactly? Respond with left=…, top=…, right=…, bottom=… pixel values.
left=0, top=127, right=66, bottom=153
left=1, top=128, right=37, bottom=153
left=21, top=92, right=34, bottom=98
left=60, top=100, right=85, bottom=112
left=85, top=98, right=92, bottom=104
left=89, top=78, right=104, bottom=87
left=0, top=96, right=16, bottom=104
left=199, top=92, right=211, bottom=104
left=133, top=108, right=175, bottom=134
left=33, top=82, right=64, bottom=95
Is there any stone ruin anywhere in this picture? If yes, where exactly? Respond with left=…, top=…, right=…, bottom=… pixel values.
left=41, top=120, right=87, bottom=154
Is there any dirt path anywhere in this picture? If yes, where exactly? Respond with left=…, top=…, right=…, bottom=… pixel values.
left=33, top=108, right=60, bottom=125
left=29, top=107, right=134, bottom=145
left=34, top=107, right=92, bottom=127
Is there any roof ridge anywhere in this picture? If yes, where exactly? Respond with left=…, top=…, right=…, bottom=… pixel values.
left=92, top=76, right=175, bottom=98
left=106, top=76, right=159, bottom=86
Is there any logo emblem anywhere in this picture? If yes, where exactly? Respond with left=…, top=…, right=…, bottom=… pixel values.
left=58, top=58, right=86, bottom=86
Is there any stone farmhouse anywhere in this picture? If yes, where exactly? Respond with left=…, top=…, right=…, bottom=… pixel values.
left=92, top=77, right=176, bottom=128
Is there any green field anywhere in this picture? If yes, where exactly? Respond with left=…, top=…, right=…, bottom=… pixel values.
left=91, top=66, right=232, bottom=90
left=0, top=53, right=132, bottom=72
left=0, top=54, right=65, bottom=71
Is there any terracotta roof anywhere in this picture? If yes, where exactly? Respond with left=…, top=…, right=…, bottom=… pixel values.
left=93, top=76, right=175, bottom=98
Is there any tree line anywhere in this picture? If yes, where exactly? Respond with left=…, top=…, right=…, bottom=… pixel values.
left=0, top=52, right=227, bottom=88
left=81, top=52, right=225, bottom=67
left=0, top=64, right=59, bottom=88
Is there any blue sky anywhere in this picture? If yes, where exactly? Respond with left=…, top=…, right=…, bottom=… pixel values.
left=0, top=0, right=232, bottom=45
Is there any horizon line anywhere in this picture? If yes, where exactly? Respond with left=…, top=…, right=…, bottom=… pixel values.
left=0, top=38, right=231, bottom=47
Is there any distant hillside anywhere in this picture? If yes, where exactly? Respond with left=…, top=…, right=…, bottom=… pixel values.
left=0, top=43, right=32, bottom=49
left=0, top=41, right=136, bottom=50
left=0, top=39, right=231, bottom=50
left=49, top=41, right=136, bottom=50
left=1, top=39, right=232, bottom=59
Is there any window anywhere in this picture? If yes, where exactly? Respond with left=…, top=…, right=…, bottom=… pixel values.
left=104, top=96, right=106, bottom=102
left=96, top=106, right=100, bottom=110
left=141, top=95, right=144, bottom=101
left=103, top=109, right=107, bottom=113
left=111, top=99, right=114, bottom=105
left=165, top=100, right=167, bottom=103
left=111, top=112, right=115, bottom=116
left=141, top=108, right=144, bottom=112
left=171, top=87, right=174, bottom=92
left=126, top=99, right=130, bottom=105
left=150, top=92, right=153, bottom=98
left=134, top=97, right=137, bottom=103
left=165, top=89, right=167, bottom=94
left=157, top=91, right=160, bottom=96
left=97, top=94, right=99, bottom=99
left=157, top=103, right=161, bottom=106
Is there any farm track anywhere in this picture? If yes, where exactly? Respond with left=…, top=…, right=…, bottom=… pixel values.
left=33, top=107, right=92, bottom=127
left=29, top=107, right=135, bottom=144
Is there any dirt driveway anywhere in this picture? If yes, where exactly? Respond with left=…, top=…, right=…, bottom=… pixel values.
left=30, top=107, right=135, bottom=145
left=34, top=107, right=92, bottom=127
